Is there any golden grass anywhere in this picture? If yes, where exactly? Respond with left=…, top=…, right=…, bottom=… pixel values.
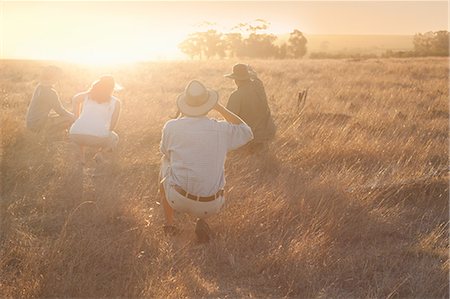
left=0, top=58, right=448, bottom=298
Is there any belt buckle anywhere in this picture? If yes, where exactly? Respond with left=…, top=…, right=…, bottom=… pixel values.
left=188, top=192, right=200, bottom=201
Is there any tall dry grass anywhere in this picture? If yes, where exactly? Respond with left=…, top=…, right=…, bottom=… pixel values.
left=0, top=58, right=448, bottom=298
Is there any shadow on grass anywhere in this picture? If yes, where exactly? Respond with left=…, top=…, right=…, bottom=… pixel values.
left=166, top=144, right=449, bottom=298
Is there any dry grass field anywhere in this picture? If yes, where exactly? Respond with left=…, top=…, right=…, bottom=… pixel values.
left=0, top=58, right=448, bottom=298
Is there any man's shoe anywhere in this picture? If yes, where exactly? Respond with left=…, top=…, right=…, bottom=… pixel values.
left=195, top=219, right=212, bottom=243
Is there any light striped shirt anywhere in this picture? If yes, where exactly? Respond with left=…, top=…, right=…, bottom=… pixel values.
left=160, top=116, right=253, bottom=196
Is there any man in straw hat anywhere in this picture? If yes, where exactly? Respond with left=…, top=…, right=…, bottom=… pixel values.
left=159, top=80, right=253, bottom=242
left=225, top=63, right=275, bottom=153
left=26, top=65, right=75, bottom=134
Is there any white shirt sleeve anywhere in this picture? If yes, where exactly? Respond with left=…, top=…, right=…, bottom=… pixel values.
left=217, top=121, right=254, bottom=151
left=160, top=122, right=170, bottom=156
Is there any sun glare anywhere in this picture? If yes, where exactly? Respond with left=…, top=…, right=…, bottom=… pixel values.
left=60, top=52, right=147, bottom=66
left=3, top=2, right=186, bottom=65
left=11, top=36, right=182, bottom=66
left=58, top=42, right=182, bottom=65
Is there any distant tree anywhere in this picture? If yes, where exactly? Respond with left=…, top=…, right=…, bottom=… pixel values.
left=179, top=20, right=309, bottom=60
left=242, top=33, right=279, bottom=58
left=179, top=33, right=202, bottom=59
left=414, top=32, right=434, bottom=55
left=231, top=19, right=280, bottom=58
left=413, top=31, right=449, bottom=56
left=288, top=29, right=308, bottom=58
left=431, top=31, right=449, bottom=56
left=224, top=32, right=243, bottom=58
left=178, top=30, right=226, bottom=59
left=200, top=30, right=226, bottom=59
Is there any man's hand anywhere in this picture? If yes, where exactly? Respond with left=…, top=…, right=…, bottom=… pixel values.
left=213, top=101, right=246, bottom=125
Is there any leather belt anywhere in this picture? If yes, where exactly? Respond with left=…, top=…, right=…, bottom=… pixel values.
left=173, top=185, right=224, bottom=202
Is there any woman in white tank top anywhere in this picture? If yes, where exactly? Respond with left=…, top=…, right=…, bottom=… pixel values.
left=69, top=75, right=121, bottom=165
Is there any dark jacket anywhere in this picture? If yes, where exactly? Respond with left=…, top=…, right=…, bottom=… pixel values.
left=226, top=78, right=275, bottom=142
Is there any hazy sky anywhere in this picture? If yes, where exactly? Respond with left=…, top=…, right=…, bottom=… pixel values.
left=1, top=1, right=448, bottom=62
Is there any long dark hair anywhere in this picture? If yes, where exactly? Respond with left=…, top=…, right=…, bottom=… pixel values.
left=89, top=75, right=115, bottom=103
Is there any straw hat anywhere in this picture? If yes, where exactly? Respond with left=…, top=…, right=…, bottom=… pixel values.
left=177, top=80, right=218, bottom=117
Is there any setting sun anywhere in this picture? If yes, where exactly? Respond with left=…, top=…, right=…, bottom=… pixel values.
left=2, top=1, right=447, bottom=65
left=2, top=2, right=189, bottom=64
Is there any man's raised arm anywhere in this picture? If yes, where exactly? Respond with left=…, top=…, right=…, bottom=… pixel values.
left=213, top=102, right=246, bottom=125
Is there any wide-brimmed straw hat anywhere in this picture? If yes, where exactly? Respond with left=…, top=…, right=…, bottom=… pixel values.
left=224, top=63, right=250, bottom=80
left=177, top=80, right=218, bottom=117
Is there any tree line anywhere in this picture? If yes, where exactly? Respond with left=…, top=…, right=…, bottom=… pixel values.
left=412, top=31, right=449, bottom=56
left=179, top=21, right=448, bottom=60
left=178, top=20, right=307, bottom=59
left=380, top=31, right=449, bottom=58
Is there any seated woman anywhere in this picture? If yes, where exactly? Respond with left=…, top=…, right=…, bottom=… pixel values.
left=69, top=75, right=121, bottom=166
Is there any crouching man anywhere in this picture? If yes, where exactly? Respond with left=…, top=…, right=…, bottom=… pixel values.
left=159, top=80, right=253, bottom=242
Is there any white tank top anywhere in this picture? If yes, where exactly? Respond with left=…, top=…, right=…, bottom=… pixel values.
left=70, top=95, right=117, bottom=137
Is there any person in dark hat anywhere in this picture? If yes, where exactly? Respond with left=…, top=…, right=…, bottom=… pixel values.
left=225, top=63, right=276, bottom=153
left=159, top=80, right=253, bottom=242
left=26, top=65, right=75, bottom=134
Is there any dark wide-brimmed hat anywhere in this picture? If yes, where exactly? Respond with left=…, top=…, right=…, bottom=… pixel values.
left=177, top=80, right=218, bottom=117
left=224, top=63, right=250, bottom=80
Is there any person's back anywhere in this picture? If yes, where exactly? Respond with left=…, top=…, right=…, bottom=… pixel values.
left=225, top=64, right=275, bottom=144
left=228, top=79, right=273, bottom=141
left=162, top=116, right=251, bottom=196
left=159, top=79, right=253, bottom=242
left=69, top=95, right=117, bottom=138
left=69, top=75, right=122, bottom=168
